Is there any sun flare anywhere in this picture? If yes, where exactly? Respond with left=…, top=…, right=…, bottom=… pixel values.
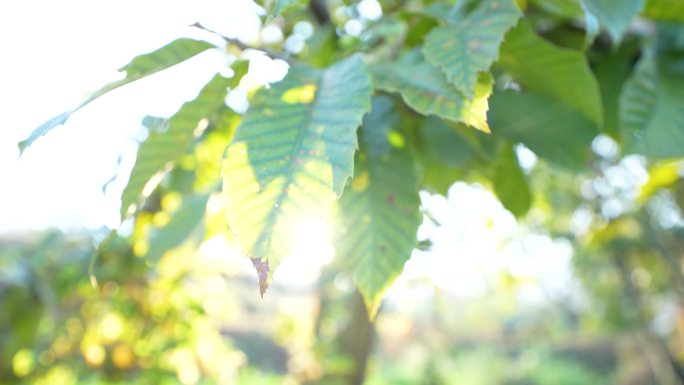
left=291, top=217, right=335, bottom=266
left=271, top=217, right=336, bottom=286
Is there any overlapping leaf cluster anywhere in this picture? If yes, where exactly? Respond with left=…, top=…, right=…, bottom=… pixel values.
left=22, top=0, right=684, bottom=316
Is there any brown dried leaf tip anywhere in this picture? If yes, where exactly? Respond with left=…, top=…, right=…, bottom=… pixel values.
left=251, top=257, right=270, bottom=298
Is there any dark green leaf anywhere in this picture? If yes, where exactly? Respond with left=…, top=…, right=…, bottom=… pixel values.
left=371, top=50, right=493, bottom=132
left=499, top=22, right=604, bottom=127
left=493, top=143, right=532, bottom=217
left=422, top=0, right=522, bottom=99
left=581, top=0, right=644, bottom=43
left=620, top=53, right=684, bottom=158
left=489, top=90, right=598, bottom=169
left=335, top=97, right=421, bottom=317
left=421, top=118, right=482, bottom=168
left=593, top=40, right=640, bottom=138
left=418, top=118, right=485, bottom=194
left=529, top=0, right=583, bottom=17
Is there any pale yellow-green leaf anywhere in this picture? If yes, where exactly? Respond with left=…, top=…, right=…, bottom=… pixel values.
left=222, top=55, right=372, bottom=293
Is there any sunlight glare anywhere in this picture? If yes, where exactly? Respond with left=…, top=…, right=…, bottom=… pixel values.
left=272, top=217, right=335, bottom=287
left=197, top=236, right=253, bottom=276
left=293, top=218, right=335, bottom=264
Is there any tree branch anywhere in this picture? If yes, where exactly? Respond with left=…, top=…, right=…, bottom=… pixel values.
left=309, top=0, right=330, bottom=25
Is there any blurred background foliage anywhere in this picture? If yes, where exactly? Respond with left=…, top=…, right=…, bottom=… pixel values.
left=3, top=146, right=684, bottom=384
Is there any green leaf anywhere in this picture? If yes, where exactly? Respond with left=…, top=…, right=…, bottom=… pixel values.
left=580, top=1, right=600, bottom=48
left=644, top=0, right=684, bottom=21
left=422, top=0, right=522, bottom=99
left=527, top=0, right=597, bottom=48
left=421, top=118, right=482, bottom=169
left=593, top=40, right=640, bottom=138
left=371, top=50, right=493, bottom=132
left=498, top=22, right=604, bottom=128
left=18, top=38, right=215, bottom=154
left=222, top=55, right=372, bottom=295
left=18, top=112, right=71, bottom=154
left=272, top=0, right=305, bottom=17
left=335, top=97, right=421, bottom=317
left=581, top=0, right=644, bottom=43
left=489, top=90, right=598, bottom=169
left=529, top=0, right=582, bottom=17
left=418, top=118, right=485, bottom=194
left=146, top=194, right=209, bottom=262
left=656, top=23, right=684, bottom=50
left=121, top=74, right=232, bottom=219
left=117, top=38, right=214, bottom=84
left=193, top=112, right=243, bottom=193
left=493, top=143, right=532, bottom=217
left=304, top=25, right=338, bottom=68
left=527, top=0, right=635, bottom=48
left=620, top=53, right=684, bottom=158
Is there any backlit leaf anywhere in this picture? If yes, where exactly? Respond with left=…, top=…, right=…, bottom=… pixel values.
left=18, top=38, right=215, bottom=154
left=146, top=194, right=209, bottom=262
left=121, top=74, right=233, bottom=219
left=222, top=55, right=372, bottom=294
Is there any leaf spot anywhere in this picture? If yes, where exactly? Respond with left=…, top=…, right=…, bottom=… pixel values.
left=251, top=257, right=270, bottom=298
left=388, top=131, right=405, bottom=148
left=352, top=171, right=370, bottom=192
left=386, top=193, right=396, bottom=204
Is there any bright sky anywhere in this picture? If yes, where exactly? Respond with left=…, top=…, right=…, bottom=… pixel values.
left=0, top=0, right=580, bottom=304
left=0, top=0, right=258, bottom=232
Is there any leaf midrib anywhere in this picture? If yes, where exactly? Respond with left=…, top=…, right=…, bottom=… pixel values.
left=255, top=71, right=326, bottom=256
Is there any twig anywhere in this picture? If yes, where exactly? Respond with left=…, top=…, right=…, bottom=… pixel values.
left=190, top=22, right=293, bottom=64
left=309, top=0, right=330, bottom=25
